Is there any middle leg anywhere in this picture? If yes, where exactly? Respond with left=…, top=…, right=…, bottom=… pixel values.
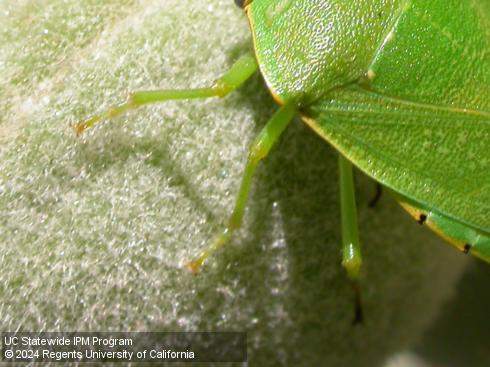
left=186, top=103, right=297, bottom=272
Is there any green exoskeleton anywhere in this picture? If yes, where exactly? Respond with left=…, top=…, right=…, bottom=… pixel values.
left=75, top=0, right=490, bottom=321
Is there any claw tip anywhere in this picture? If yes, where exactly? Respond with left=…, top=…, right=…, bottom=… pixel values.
left=184, top=260, right=202, bottom=274
left=72, top=122, right=86, bottom=137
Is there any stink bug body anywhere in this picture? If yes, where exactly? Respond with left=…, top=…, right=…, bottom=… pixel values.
left=75, top=0, right=490, bottom=318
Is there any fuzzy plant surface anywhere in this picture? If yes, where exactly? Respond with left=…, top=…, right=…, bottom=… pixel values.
left=0, top=0, right=472, bottom=366
left=415, top=259, right=490, bottom=367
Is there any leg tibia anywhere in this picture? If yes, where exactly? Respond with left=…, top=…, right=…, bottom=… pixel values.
left=338, top=155, right=362, bottom=281
left=338, top=154, right=364, bottom=323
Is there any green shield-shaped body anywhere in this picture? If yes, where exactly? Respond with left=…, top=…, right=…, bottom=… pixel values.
left=246, top=0, right=490, bottom=260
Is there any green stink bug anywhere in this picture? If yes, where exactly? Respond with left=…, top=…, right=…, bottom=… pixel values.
left=74, top=0, right=490, bottom=318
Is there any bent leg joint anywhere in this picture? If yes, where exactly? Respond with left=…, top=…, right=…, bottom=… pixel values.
left=342, top=257, right=362, bottom=282
left=211, top=80, right=230, bottom=98
left=248, top=143, right=267, bottom=164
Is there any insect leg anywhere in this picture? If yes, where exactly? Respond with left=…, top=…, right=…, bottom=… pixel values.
left=186, top=103, right=297, bottom=272
left=368, top=183, right=383, bottom=208
left=73, top=53, right=258, bottom=135
left=338, top=154, right=363, bottom=323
